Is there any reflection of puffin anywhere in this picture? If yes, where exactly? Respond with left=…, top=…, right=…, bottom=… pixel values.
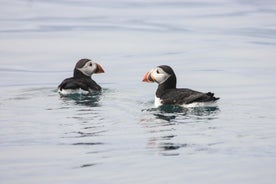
left=58, top=59, right=104, bottom=95
left=142, top=65, right=219, bottom=107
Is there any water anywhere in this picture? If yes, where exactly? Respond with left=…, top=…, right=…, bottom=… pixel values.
left=1, top=0, right=276, bottom=183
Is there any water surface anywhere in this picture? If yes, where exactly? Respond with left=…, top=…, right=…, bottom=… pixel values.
left=1, top=0, right=276, bottom=183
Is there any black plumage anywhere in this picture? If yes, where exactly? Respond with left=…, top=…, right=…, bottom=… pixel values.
left=58, top=59, right=103, bottom=94
left=143, top=65, right=219, bottom=106
left=58, top=76, right=101, bottom=91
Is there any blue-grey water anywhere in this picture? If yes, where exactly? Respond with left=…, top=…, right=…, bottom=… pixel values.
left=1, top=0, right=276, bottom=183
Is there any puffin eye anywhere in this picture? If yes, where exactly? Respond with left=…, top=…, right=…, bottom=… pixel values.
left=156, top=69, right=160, bottom=74
left=89, top=63, right=93, bottom=67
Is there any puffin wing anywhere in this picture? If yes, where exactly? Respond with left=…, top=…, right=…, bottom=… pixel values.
left=87, top=79, right=101, bottom=91
left=161, top=88, right=219, bottom=105
left=58, top=78, right=89, bottom=91
left=58, top=78, right=101, bottom=92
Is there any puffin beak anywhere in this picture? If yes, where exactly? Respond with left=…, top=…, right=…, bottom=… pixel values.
left=142, top=70, right=155, bottom=82
left=95, top=63, right=105, bottom=73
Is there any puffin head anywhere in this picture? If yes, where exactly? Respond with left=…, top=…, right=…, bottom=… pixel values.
left=74, top=58, right=104, bottom=78
left=142, top=65, right=176, bottom=88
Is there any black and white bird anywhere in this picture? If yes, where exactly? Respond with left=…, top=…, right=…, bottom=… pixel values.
left=58, top=58, right=104, bottom=95
left=142, top=65, right=219, bottom=107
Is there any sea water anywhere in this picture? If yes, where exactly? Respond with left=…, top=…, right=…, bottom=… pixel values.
left=0, top=0, right=276, bottom=183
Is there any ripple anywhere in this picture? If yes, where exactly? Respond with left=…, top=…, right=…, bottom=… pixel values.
left=142, top=104, right=220, bottom=122
left=79, top=163, right=98, bottom=168
left=72, top=142, right=104, bottom=146
left=59, top=91, right=103, bottom=107
left=74, top=130, right=107, bottom=138
left=140, top=103, right=221, bottom=156
left=160, top=142, right=188, bottom=151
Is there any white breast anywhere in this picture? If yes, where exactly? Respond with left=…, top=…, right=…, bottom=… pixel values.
left=154, top=95, right=218, bottom=108
left=181, top=101, right=218, bottom=108
left=58, top=88, right=89, bottom=96
left=154, top=95, right=163, bottom=107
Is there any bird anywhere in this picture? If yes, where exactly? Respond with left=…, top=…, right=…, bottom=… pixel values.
left=58, top=58, right=104, bottom=95
left=142, top=65, right=219, bottom=107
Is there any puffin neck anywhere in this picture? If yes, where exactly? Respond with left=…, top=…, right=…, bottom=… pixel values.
left=156, top=75, right=176, bottom=97
left=73, top=69, right=91, bottom=79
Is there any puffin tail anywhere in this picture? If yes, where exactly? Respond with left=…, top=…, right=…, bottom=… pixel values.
left=206, top=92, right=220, bottom=101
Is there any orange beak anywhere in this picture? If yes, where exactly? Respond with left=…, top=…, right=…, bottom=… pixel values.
left=142, top=71, right=154, bottom=82
left=95, top=63, right=104, bottom=73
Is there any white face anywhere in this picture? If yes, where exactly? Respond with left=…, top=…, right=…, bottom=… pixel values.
left=151, top=67, right=171, bottom=84
left=77, top=61, right=98, bottom=77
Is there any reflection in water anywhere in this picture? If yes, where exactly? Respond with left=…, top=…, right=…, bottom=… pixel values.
left=141, top=104, right=220, bottom=156
left=59, top=91, right=102, bottom=107
left=190, top=106, right=220, bottom=117
left=159, top=105, right=188, bottom=114
left=159, top=142, right=190, bottom=156
left=57, top=90, right=106, bottom=167
left=143, top=104, right=220, bottom=122
left=143, top=105, right=186, bottom=122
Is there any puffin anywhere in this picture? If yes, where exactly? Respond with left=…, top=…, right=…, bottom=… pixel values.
left=142, top=65, right=219, bottom=107
left=58, top=58, right=104, bottom=95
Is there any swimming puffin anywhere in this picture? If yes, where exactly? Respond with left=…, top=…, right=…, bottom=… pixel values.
left=58, top=58, right=104, bottom=95
left=142, top=65, right=219, bottom=107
